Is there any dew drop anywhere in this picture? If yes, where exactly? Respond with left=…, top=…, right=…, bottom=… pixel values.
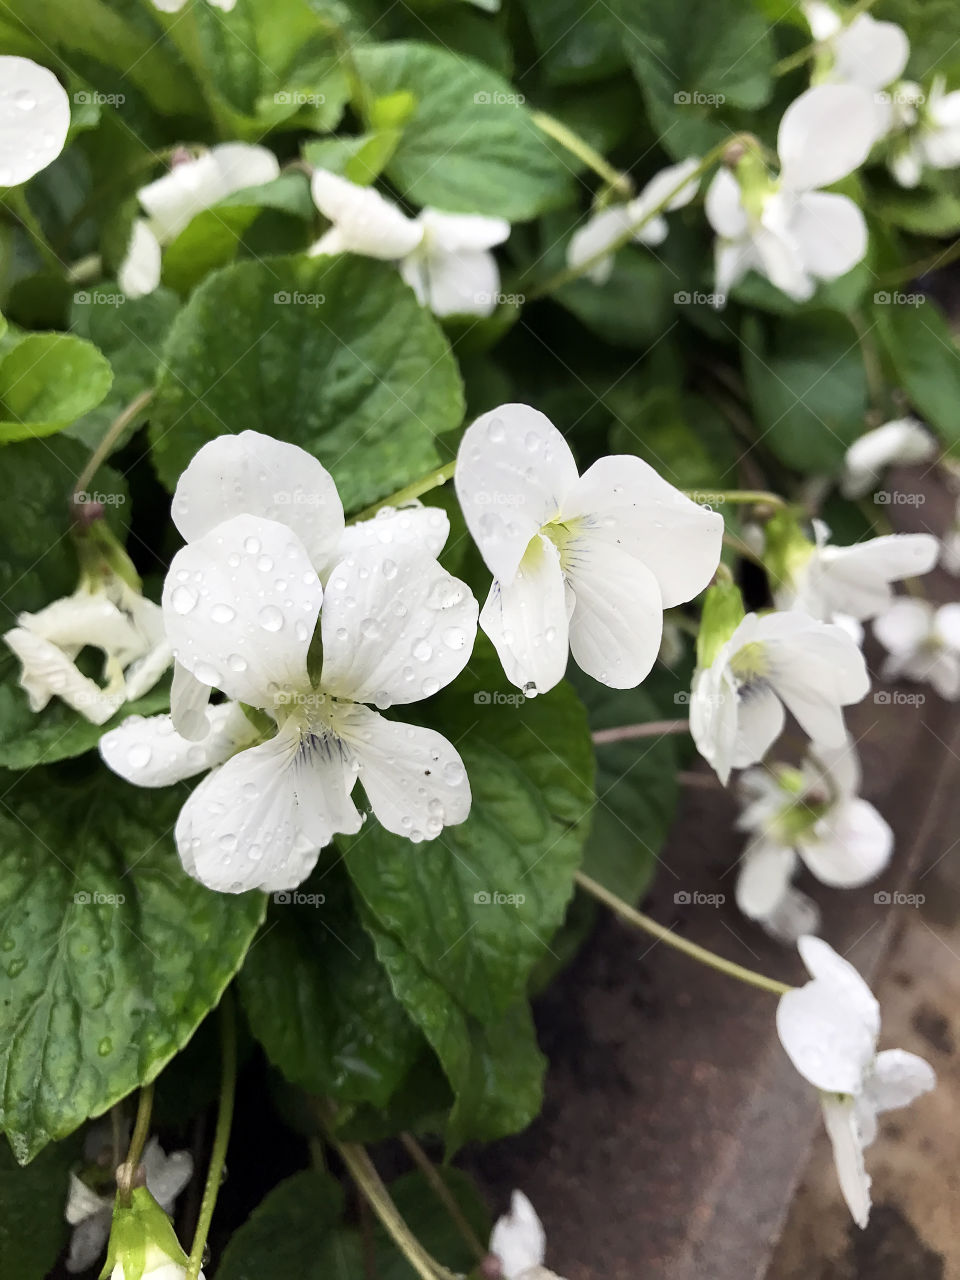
left=412, top=639, right=433, bottom=662
left=227, top=653, right=248, bottom=672
left=14, top=89, right=36, bottom=112
left=443, top=760, right=465, bottom=786
left=258, top=605, right=284, bottom=632
left=257, top=555, right=274, bottom=572
left=421, top=676, right=440, bottom=697
left=522, top=681, right=539, bottom=699
left=171, top=585, right=198, bottom=615
left=128, top=743, right=152, bottom=770
left=97, top=1037, right=113, bottom=1057
left=487, top=416, right=505, bottom=442
left=244, top=536, right=261, bottom=555
left=211, top=602, right=236, bottom=624
left=361, top=617, right=384, bottom=641
left=195, top=662, right=221, bottom=685
left=443, top=626, right=466, bottom=650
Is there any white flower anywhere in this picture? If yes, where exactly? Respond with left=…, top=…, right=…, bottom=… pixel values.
left=888, top=76, right=960, bottom=188
left=490, top=1190, right=567, bottom=1280
left=804, top=2, right=909, bottom=140
left=777, top=935, right=935, bottom=1227
left=941, top=498, right=960, bottom=576
left=65, top=1134, right=193, bottom=1274
left=310, top=169, right=511, bottom=318
left=840, top=417, right=936, bottom=497
left=100, top=700, right=261, bottom=787
left=118, top=143, right=280, bottom=297
left=454, top=403, right=722, bottom=696
left=158, top=513, right=476, bottom=892
left=0, top=56, right=70, bottom=187
left=152, top=0, right=233, bottom=12
left=4, top=577, right=171, bottom=726
left=565, top=158, right=701, bottom=284
left=873, top=597, right=960, bottom=699
left=736, top=742, right=892, bottom=937
left=772, top=520, right=939, bottom=624
left=690, top=610, right=869, bottom=785
left=705, top=84, right=875, bottom=302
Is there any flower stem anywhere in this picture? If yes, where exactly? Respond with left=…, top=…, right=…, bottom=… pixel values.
left=350, top=460, right=456, bottom=523
left=773, top=0, right=878, bottom=74
left=399, top=1133, right=487, bottom=1263
left=530, top=110, right=633, bottom=198
left=73, top=388, right=155, bottom=503
left=592, top=719, right=689, bottom=744
left=686, top=488, right=785, bottom=508
left=2, top=187, right=64, bottom=273
left=186, top=992, right=237, bottom=1280
left=575, top=871, right=792, bottom=996
left=116, top=1082, right=154, bottom=1204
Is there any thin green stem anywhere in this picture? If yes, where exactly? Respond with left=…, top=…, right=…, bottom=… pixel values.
left=186, top=992, right=237, bottom=1280
left=117, top=1082, right=154, bottom=1205
left=350, top=460, right=456, bottom=523
left=685, top=488, right=785, bottom=508
left=399, top=1133, right=487, bottom=1263
left=848, top=310, right=887, bottom=414
left=773, top=0, right=878, bottom=75
left=592, top=719, right=689, bottom=744
left=530, top=110, right=633, bottom=198
left=576, top=871, right=792, bottom=996
left=74, top=388, right=155, bottom=502
left=2, top=188, right=64, bottom=272
left=879, top=237, right=960, bottom=285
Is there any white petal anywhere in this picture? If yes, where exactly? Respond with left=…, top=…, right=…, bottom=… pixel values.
left=558, top=455, right=723, bottom=608
left=790, top=191, right=867, bottom=282
left=402, top=244, right=501, bottom=317
left=490, top=1190, right=546, bottom=1276
left=935, top=601, right=960, bottom=650
left=714, top=237, right=755, bottom=301
left=705, top=169, right=749, bottom=238
left=864, top=1048, right=936, bottom=1116
left=804, top=0, right=841, bottom=40
left=777, top=979, right=877, bottom=1093
left=689, top=661, right=740, bottom=784
left=65, top=1173, right=109, bottom=1225
left=755, top=197, right=816, bottom=300
left=2, top=627, right=123, bottom=724
left=479, top=535, right=568, bottom=696
left=806, top=737, right=860, bottom=797
left=820, top=1094, right=871, bottom=1229
left=117, top=219, right=162, bottom=299
left=737, top=839, right=796, bottom=920
left=310, top=169, right=422, bottom=259
left=140, top=144, right=279, bottom=243
left=339, top=504, right=450, bottom=560
left=635, top=157, right=701, bottom=215
left=163, top=514, right=322, bottom=708
left=455, top=404, right=579, bottom=583
left=67, top=1204, right=112, bottom=1272
left=417, top=207, right=510, bottom=252
left=756, top=612, right=869, bottom=745
left=0, top=57, right=70, bottom=187
left=800, top=798, right=893, bottom=887
left=100, top=702, right=258, bottom=787
left=171, top=431, right=344, bottom=575
left=564, top=537, right=663, bottom=688
left=762, top=886, right=822, bottom=945
left=810, top=535, right=940, bottom=621
left=340, top=705, right=471, bottom=839
left=320, top=547, right=477, bottom=707
left=141, top=1139, right=193, bottom=1211
left=842, top=419, right=936, bottom=498
left=890, top=144, right=923, bottom=188
left=777, top=84, right=878, bottom=191
left=834, top=14, right=909, bottom=91
left=566, top=205, right=633, bottom=283
left=731, top=683, right=787, bottom=767
left=171, top=660, right=212, bottom=741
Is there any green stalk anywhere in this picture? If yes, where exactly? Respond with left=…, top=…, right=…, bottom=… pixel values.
left=530, top=110, right=633, bottom=198
left=186, top=993, right=237, bottom=1280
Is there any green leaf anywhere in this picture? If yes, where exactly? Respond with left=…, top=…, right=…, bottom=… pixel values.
left=520, top=0, right=626, bottom=85
left=0, top=770, right=265, bottom=1163
left=0, top=1133, right=80, bottom=1280
left=873, top=293, right=960, bottom=451
left=239, top=874, right=423, bottom=1107
left=0, top=332, right=112, bottom=443
left=216, top=1170, right=348, bottom=1280
left=343, top=644, right=595, bottom=1023
left=362, top=915, right=545, bottom=1150
left=742, top=312, right=869, bottom=472
left=556, top=250, right=675, bottom=349
left=303, top=132, right=403, bottom=185
left=873, top=183, right=960, bottom=236
left=67, top=287, right=180, bottom=450
left=149, top=255, right=464, bottom=511
left=354, top=42, right=573, bottom=219
left=607, top=386, right=740, bottom=492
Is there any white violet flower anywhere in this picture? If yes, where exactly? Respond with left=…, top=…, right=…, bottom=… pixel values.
left=152, top=0, right=233, bottom=13
left=873, top=597, right=960, bottom=700
left=804, top=2, right=910, bottom=140
left=840, top=417, right=936, bottom=498
left=565, top=158, right=701, bottom=284
left=705, top=83, right=875, bottom=303
left=777, top=935, right=935, bottom=1227
left=490, top=1190, right=567, bottom=1280
left=454, top=402, right=723, bottom=696
left=888, top=75, right=960, bottom=188
left=0, top=56, right=70, bottom=187
left=736, top=742, right=892, bottom=938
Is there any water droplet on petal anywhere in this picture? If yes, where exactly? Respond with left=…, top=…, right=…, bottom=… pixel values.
left=244, top=536, right=261, bottom=555
left=128, top=743, right=152, bottom=769
left=412, top=640, right=433, bottom=662
left=259, top=605, right=284, bottom=632
left=171, top=585, right=198, bottom=615
left=522, top=681, right=539, bottom=699
left=211, top=603, right=236, bottom=624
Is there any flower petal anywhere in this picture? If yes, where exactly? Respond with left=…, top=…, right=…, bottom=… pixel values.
left=635, top=157, right=702, bottom=215
left=865, top=1048, right=936, bottom=1116
left=100, top=702, right=258, bottom=787
left=117, top=219, right=162, bottom=299
left=801, top=797, right=893, bottom=887
left=418, top=208, right=510, bottom=252
left=479, top=535, right=569, bottom=695
left=777, top=979, right=876, bottom=1093
left=2, top=627, right=123, bottom=724
left=798, top=934, right=880, bottom=1031
left=0, top=56, right=70, bottom=187
left=163, top=514, right=322, bottom=708
left=820, top=1094, right=872, bottom=1229
left=140, top=144, right=279, bottom=243
left=402, top=244, right=501, bottom=317
left=310, top=169, right=422, bottom=259
left=170, top=660, right=212, bottom=741
left=171, top=431, right=344, bottom=574
left=737, top=839, right=796, bottom=920
left=777, top=84, right=878, bottom=190
left=566, top=205, right=634, bottom=283
left=790, top=191, right=867, bottom=282
left=705, top=168, right=749, bottom=238
left=809, top=534, right=940, bottom=621
left=731, top=683, right=787, bottom=767
left=339, top=705, right=471, bottom=840
left=835, top=14, right=910, bottom=92
left=320, top=546, right=477, bottom=707
left=758, top=613, right=869, bottom=745
left=455, top=404, right=579, bottom=583
left=558, top=455, right=723, bottom=608
left=490, top=1190, right=546, bottom=1276
left=339, top=504, right=450, bottom=560
left=690, top=660, right=740, bottom=784
left=842, top=418, right=935, bottom=498
left=564, top=537, right=664, bottom=688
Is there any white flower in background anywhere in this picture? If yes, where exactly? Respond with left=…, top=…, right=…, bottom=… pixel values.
left=159, top=513, right=476, bottom=892
left=565, top=158, right=701, bottom=284
left=490, top=1190, right=567, bottom=1280
left=777, top=935, right=935, bottom=1227
left=66, top=1135, right=193, bottom=1274
left=310, top=169, right=511, bottom=318
left=399, top=208, right=510, bottom=317
left=873, top=597, right=960, bottom=700
left=804, top=2, right=909, bottom=140
left=690, top=609, right=869, bottom=785
left=705, top=84, right=875, bottom=303
left=118, top=143, right=280, bottom=297
left=3, top=576, right=171, bottom=726
left=769, top=517, right=938, bottom=625
left=888, top=76, right=960, bottom=188
left=736, top=742, right=892, bottom=939
left=455, top=403, right=722, bottom=696
left=152, top=0, right=233, bottom=13
left=941, top=497, right=960, bottom=575
left=0, top=56, right=70, bottom=187
left=840, top=417, right=936, bottom=498
left=100, top=700, right=261, bottom=787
